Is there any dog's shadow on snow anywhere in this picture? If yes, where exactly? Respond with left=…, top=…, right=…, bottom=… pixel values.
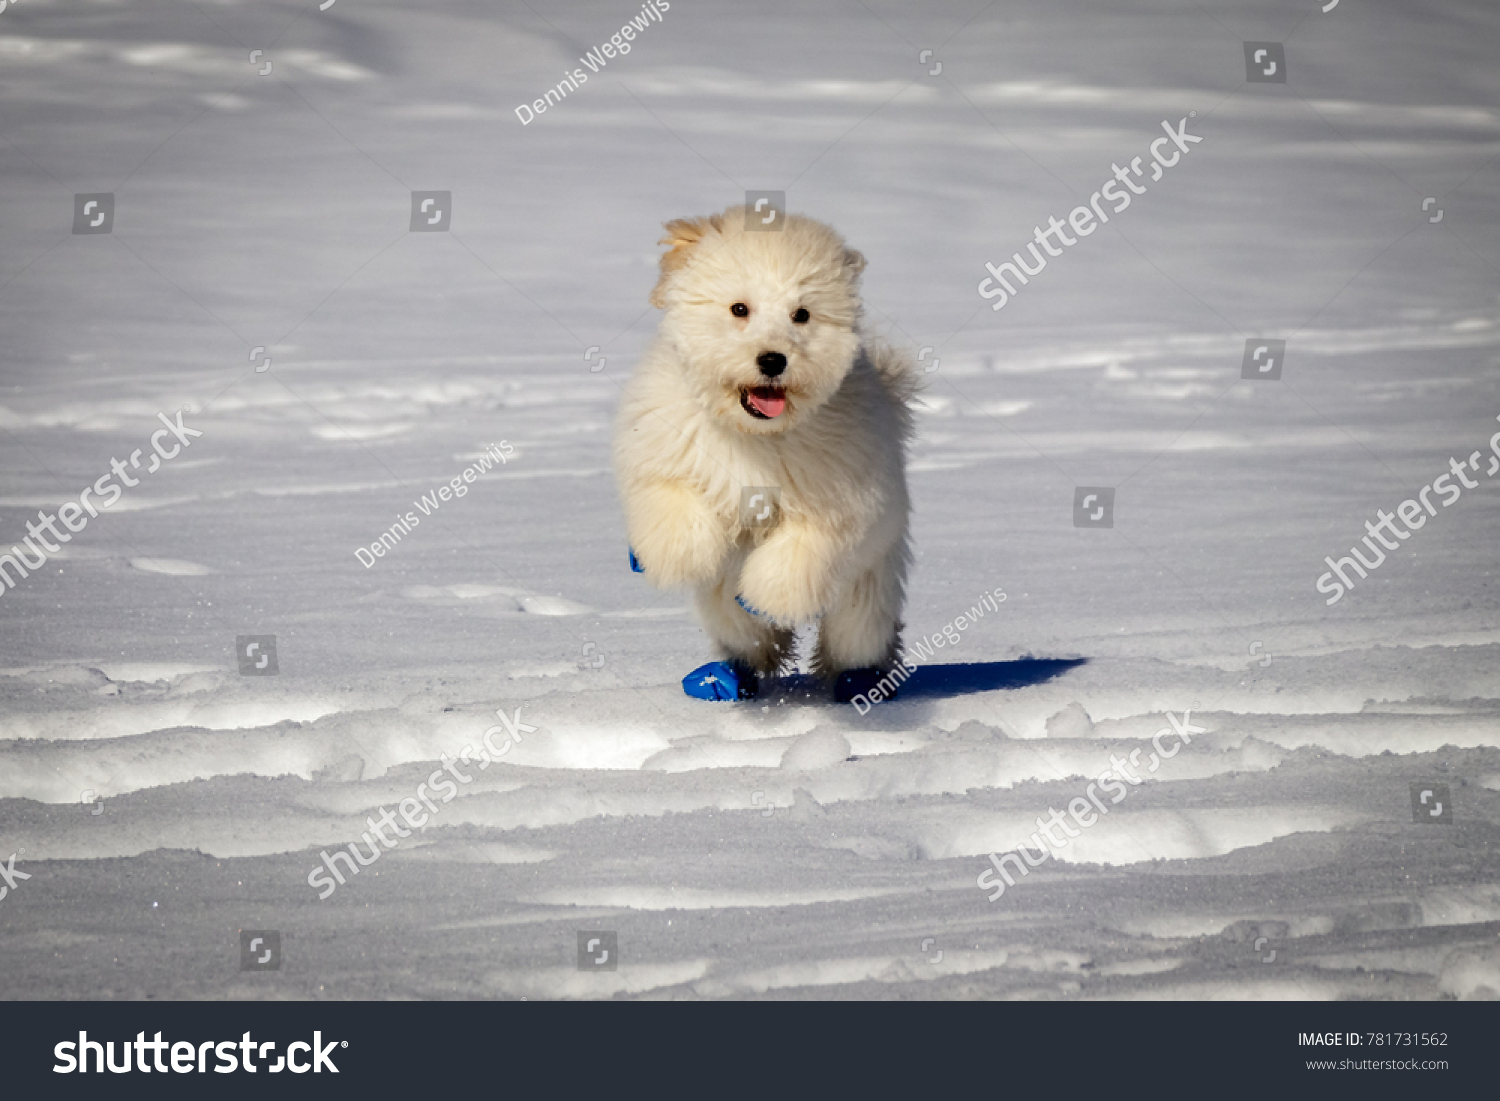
left=895, top=657, right=1087, bottom=699
left=774, top=657, right=1087, bottom=721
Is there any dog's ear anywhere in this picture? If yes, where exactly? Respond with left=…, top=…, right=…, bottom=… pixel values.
left=650, top=215, right=723, bottom=307
left=843, top=248, right=867, bottom=277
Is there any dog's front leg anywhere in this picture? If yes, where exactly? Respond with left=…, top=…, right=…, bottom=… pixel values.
left=624, top=480, right=730, bottom=587
left=736, top=517, right=849, bottom=625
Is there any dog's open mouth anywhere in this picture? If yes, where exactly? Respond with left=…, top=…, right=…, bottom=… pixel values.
left=741, top=386, right=788, bottom=420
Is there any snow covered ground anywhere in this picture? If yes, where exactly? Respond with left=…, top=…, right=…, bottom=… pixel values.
left=2, top=0, right=1499, bottom=999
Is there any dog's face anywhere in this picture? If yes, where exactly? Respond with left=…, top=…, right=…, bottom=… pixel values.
left=649, top=208, right=866, bottom=435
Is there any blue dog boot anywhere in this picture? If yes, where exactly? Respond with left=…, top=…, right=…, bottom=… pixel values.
left=683, top=660, right=759, bottom=701
left=628, top=547, right=645, bottom=573
left=834, top=667, right=893, bottom=704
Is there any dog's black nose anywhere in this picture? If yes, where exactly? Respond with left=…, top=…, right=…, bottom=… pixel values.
left=756, top=351, right=787, bottom=377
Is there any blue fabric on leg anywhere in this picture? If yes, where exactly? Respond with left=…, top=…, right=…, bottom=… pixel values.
left=735, top=594, right=766, bottom=619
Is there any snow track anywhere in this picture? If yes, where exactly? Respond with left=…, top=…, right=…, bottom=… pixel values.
left=4, top=642, right=1499, bottom=998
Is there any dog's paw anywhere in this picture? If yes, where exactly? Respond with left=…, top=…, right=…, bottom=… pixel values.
left=633, top=535, right=724, bottom=587
left=736, top=553, right=832, bottom=626
left=625, top=485, right=730, bottom=587
left=682, top=660, right=759, bottom=701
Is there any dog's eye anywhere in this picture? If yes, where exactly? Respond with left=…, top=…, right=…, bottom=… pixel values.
left=792, top=308, right=810, bottom=324
left=731, top=302, right=749, bottom=318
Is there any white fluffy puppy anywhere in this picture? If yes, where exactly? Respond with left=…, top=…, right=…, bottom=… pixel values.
left=614, top=205, right=917, bottom=701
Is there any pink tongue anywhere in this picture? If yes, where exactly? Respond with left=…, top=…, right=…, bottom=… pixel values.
left=748, top=388, right=787, bottom=418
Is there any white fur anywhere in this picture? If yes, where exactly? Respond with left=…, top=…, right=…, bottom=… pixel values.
left=614, top=205, right=917, bottom=679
